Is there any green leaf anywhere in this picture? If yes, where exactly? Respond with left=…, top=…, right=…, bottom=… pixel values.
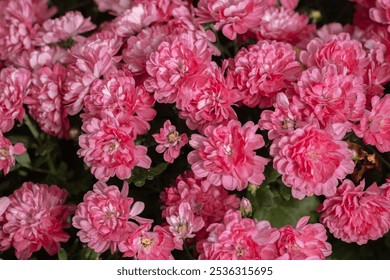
left=14, top=152, right=32, bottom=168
left=279, top=184, right=292, bottom=201
left=129, top=162, right=169, bottom=187
left=58, top=248, right=68, bottom=260
left=253, top=194, right=320, bottom=228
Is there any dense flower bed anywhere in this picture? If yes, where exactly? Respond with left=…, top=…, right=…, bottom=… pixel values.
left=0, top=0, right=390, bottom=260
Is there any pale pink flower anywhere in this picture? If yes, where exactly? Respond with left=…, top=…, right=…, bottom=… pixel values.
left=0, top=182, right=73, bottom=259
left=295, top=65, right=366, bottom=133
left=160, top=170, right=240, bottom=230
left=276, top=216, right=332, bottom=260
left=195, top=0, right=277, bottom=40
left=230, top=40, right=301, bottom=108
left=178, top=62, right=241, bottom=133
left=119, top=224, right=175, bottom=260
left=0, top=67, right=31, bottom=133
left=370, top=0, right=390, bottom=32
left=37, top=11, right=96, bottom=45
left=64, top=31, right=122, bottom=115
left=72, top=181, right=151, bottom=254
left=25, top=64, right=69, bottom=139
left=166, top=202, right=205, bottom=249
left=198, top=210, right=280, bottom=260
left=94, top=0, right=131, bottom=15
left=0, top=197, right=10, bottom=219
left=78, top=116, right=151, bottom=181
left=318, top=179, right=390, bottom=245
left=82, top=70, right=156, bottom=136
left=26, top=46, right=69, bottom=70
left=300, top=33, right=369, bottom=77
left=144, top=32, right=212, bottom=104
left=354, top=94, right=390, bottom=152
left=153, top=120, right=188, bottom=163
left=253, top=6, right=315, bottom=45
left=188, top=120, right=269, bottom=191
left=0, top=132, right=26, bottom=175
left=271, top=124, right=355, bottom=199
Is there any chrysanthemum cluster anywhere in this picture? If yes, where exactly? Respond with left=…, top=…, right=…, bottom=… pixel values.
left=1, top=0, right=390, bottom=260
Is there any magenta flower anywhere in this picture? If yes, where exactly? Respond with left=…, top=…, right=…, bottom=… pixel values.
left=119, top=224, right=175, bottom=260
left=276, top=216, right=332, bottom=260
left=188, top=120, right=269, bottom=191
left=0, top=182, right=73, bottom=259
left=271, top=124, right=355, bottom=199
left=0, top=132, right=26, bottom=176
left=72, top=181, right=151, bottom=254
left=354, top=94, right=390, bottom=153
left=0, top=67, right=31, bottom=133
left=198, top=210, right=280, bottom=260
left=25, top=64, right=70, bottom=139
left=78, top=116, right=151, bottom=181
left=318, top=179, right=390, bottom=245
left=166, top=202, right=205, bottom=249
left=153, top=120, right=188, bottom=163
left=230, top=40, right=301, bottom=108
left=370, top=0, right=390, bottom=32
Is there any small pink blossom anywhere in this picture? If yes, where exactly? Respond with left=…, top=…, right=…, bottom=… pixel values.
left=271, top=124, right=355, bottom=199
left=318, top=179, right=390, bottom=245
left=354, top=94, right=390, bottom=152
left=166, top=202, right=205, bottom=249
left=78, top=116, right=151, bottom=181
left=0, top=67, right=31, bottom=133
left=0, top=182, right=73, bottom=259
left=230, top=40, right=301, bottom=108
left=195, top=0, right=276, bottom=40
left=37, top=11, right=96, bottom=45
left=370, top=0, right=390, bottom=32
left=295, top=64, right=366, bottom=134
left=94, top=0, right=131, bottom=15
left=0, top=132, right=26, bottom=176
left=188, top=120, right=269, bottom=191
left=72, top=181, right=151, bottom=254
left=25, top=64, right=70, bottom=139
left=144, top=32, right=212, bottom=104
left=153, top=120, right=188, bottom=163
left=198, top=210, right=280, bottom=260
left=161, top=170, right=240, bottom=231
left=276, top=216, right=332, bottom=260
left=119, top=224, right=175, bottom=259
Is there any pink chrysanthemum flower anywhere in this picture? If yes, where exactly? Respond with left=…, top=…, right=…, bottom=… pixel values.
left=72, top=181, right=151, bottom=254
left=253, top=6, right=315, bottom=45
left=178, top=62, right=241, bottom=133
left=318, top=179, right=390, bottom=245
left=0, top=182, right=73, bottom=259
left=354, top=94, right=390, bottom=152
left=276, top=216, right=332, bottom=260
left=119, top=224, right=175, bottom=260
left=380, top=178, right=390, bottom=198
left=195, top=0, right=276, bottom=40
left=144, top=32, right=212, bottom=104
left=0, top=132, right=26, bottom=175
left=94, top=0, right=131, bottom=15
left=295, top=65, right=366, bottom=135
left=25, top=64, right=69, bottom=139
left=37, top=11, right=96, bottom=45
left=64, top=31, right=122, bottom=115
left=259, top=92, right=314, bottom=141
left=161, top=170, right=240, bottom=230
left=271, top=124, right=355, bottom=199
left=0, top=67, right=31, bottom=133
left=78, top=116, right=152, bottom=181
left=188, top=120, right=269, bottom=191
left=83, top=70, right=156, bottom=136
left=230, top=40, right=301, bottom=108
left=370, top=0, right=390, bottom=32
left=166, top=202, right=205, bottom=249
left=300, top=33, right=369, bottom=77
left=198, top=210, right=280, bottom=260
left=152, top=120, right=188, bottom=163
